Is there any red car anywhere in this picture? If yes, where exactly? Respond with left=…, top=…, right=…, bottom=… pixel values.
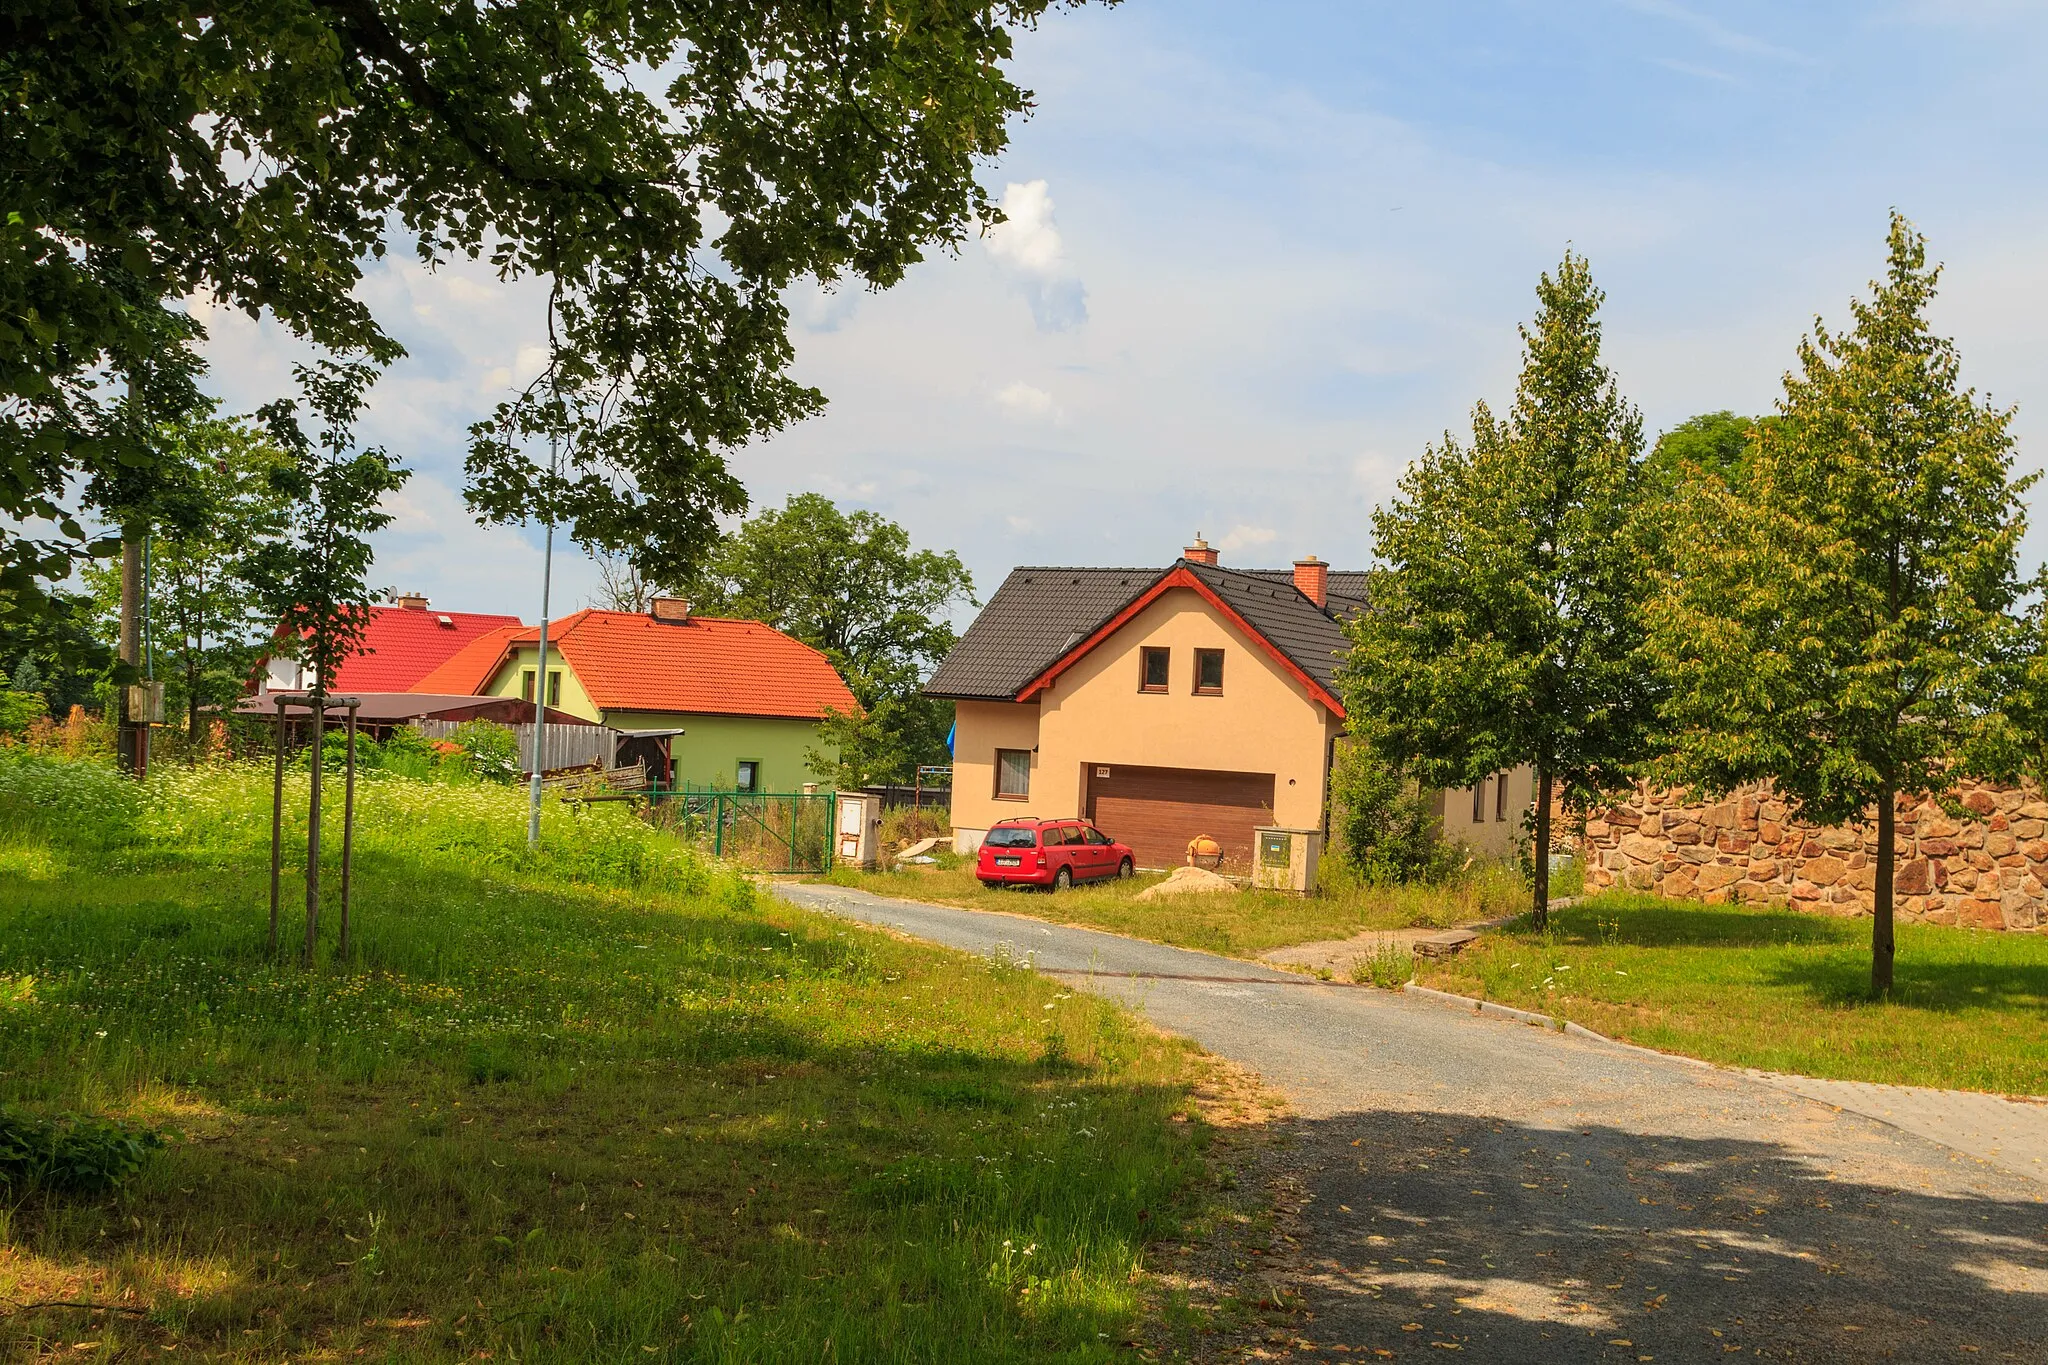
left=976, top=818, right=1136, bottom=891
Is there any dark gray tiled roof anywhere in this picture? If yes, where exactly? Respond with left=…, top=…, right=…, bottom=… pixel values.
left=925, top=560, right=1365, bottom=702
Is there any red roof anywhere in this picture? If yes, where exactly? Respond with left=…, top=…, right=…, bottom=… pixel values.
left=446, top=609, right=856, bottom=720
left=325, top=606, right=525, bottom=692
left=409, top=625, right=528, bottom=696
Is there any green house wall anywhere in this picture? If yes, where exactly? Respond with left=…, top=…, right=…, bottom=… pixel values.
left=606, top=711, right=831, bottom=790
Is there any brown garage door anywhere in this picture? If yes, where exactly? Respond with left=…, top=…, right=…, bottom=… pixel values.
left=1085, top=764, right=1276, bottom=871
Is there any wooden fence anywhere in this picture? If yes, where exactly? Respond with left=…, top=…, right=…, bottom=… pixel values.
left=414, top=718, right=617, bottom=774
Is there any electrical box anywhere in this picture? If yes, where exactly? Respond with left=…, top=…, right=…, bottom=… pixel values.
left=836, top=791, right=882, bottom=871
left=1251, top=826, right=1322, bottom=895
left=125, top=682, right=165, bottom=726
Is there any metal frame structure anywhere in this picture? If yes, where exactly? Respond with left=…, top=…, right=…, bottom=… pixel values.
left=266, top=693, right=362, bottom=962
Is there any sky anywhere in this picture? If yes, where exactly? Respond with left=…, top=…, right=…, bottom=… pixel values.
left=192, top=0, right=2048, bottom=622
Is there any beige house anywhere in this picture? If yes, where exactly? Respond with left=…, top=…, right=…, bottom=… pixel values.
left=928, top=537, right=1536, bottom=870
left=929, top=538, right=1357, bottom=869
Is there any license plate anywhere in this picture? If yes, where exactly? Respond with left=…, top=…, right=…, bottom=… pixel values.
left=994, top=856, right=1020, bottom=867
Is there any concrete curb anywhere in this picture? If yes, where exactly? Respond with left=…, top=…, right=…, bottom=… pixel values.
left=1401, top=981, right=1714, bottom=1068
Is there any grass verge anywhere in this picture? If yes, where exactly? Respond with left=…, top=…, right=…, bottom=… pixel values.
left=818, top=862, right=1528, bottom=960
left=0, top=756, right=1240, bottom=1361
left=1416, top=892, right=2048, bottom=1095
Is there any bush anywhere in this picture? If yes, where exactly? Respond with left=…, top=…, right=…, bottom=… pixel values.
left=444, top=720, right=520, bottom=782
left=1328, top=739, right=1456, bottom=885
left=0, top=1107, right=165, bottom=1194
left=0, top=689, right=47, bottom=737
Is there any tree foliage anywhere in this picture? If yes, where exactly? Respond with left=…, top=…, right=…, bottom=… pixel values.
left=1327, top=739, right=1452, bottom=885
left=1342, top=252, right=1652, bottom=924
left=81, top=409, right=297, bottom=740
left=1643, top=410, right=1764, bottom=495
left=6, top=0, right=1080, bottom=609
left=245, top=363, right=409, bottom=699
left=1646, top=214, right=2033, bottom=995
left=685, top=493, right=974, bottom=783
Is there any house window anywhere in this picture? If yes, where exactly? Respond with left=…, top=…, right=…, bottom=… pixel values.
left=547, top=671, right=562, bottom=707
left=520, top=668, right=535, bottom=702
left=1471, top=778, right=1486, bottom=823
left=1495, top=772, right=1509, bottom=822
left=735, top=760, right=759, bottom=793
left=1139, top=646, right=1170, bottom=693
left=995, top=749, right=1031, bottom=800
left=1193, top=649, right=1224, bottom=695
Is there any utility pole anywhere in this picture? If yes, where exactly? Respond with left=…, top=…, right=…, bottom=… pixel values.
left=526, top=518, right=554, bottom=848
left=116, top=525, right=147, bottom=777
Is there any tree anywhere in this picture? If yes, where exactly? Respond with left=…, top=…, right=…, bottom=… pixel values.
left=7, top=0, right=1080, bottom=611
left=246, top=362, right=410, bottom=703
left=1646, top=214, right=2032, bottom=997
left=1643, top=411, right=1764, bottom=495
left=685, top=493, right=975, bottom=782
left=0, top=591, right=112, bottom=719
left=1342, top=252, right=1653, bottom=926
left=82, top=410, right=297, bottom=742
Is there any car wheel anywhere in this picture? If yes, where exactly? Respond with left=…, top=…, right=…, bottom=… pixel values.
left=1118, top=857, right=1134, bottom=879
left=1053, top=866, right=1073, bottom=892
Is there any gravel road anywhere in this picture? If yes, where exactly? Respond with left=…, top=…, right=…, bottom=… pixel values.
left=775, top=881, right=2048, bottom=1362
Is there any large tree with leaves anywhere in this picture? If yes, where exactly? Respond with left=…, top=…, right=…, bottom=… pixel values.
left=683, top=493, right=974, bottom=785
left=82, top=409, right=297, bottom=741
left=1646, top=214, right=2032, bottom=996
left=6, top=0, right=1080, bottom=618
left=1343, top=252, right=1653, bottom=925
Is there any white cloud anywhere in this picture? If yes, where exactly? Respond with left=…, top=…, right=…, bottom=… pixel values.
left=1218, top=525, right=1277, bottom=553
left=984, top=180, right=1089, bottom=332
left=993, top=380, right=1059, bottom=420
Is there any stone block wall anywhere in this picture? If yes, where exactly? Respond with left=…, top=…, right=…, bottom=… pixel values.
left=1577, top=781, right=2048, bottom=932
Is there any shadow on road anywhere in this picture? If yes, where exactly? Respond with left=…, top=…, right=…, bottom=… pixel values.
left=1264, top=1108, right=2047, bottom=1362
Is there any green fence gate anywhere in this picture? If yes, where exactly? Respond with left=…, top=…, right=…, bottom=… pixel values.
left=644, top=789, right=835, bottom=874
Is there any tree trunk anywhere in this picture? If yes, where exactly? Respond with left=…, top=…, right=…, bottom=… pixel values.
left=305, top=699, right=323, bottom=965
left=186, top=644, right=203, bottom=746
left=1872, top=780, right=1896, bottom=997
left=1533, top=767, right=1553, bottom=930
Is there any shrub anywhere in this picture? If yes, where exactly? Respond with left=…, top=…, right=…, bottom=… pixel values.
left=1328, top=739, right=1456, bottom=885
left=444, top=720, right=520, bottom=782
left=0, top=1107, right=166, bottom=1194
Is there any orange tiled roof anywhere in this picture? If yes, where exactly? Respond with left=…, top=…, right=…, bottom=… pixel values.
left=432, top=609, right=857, bottom=720
left=408, top=625, right=527, bottom=696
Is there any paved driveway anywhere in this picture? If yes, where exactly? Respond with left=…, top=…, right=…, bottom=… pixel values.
left=776, top=882, right=2048, bottom=1362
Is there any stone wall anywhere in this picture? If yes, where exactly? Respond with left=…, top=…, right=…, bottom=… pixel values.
left=1578, top=781, right=2048, bottom=932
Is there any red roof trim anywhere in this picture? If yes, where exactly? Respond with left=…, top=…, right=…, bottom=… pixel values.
left=1015, top=567, right=1346, bottom=716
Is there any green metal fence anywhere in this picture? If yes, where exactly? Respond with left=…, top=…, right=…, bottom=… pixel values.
left=644, top=789, right=835, bottom=874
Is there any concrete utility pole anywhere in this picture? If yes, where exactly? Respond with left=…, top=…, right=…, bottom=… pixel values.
left=116, top=528, right=147, bottom=777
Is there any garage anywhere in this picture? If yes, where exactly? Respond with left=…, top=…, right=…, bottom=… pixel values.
left=1084, top=764, right=1277, bottom=871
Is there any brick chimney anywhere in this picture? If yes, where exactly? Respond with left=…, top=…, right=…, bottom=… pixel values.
left=649, top=596, right=692, bottom=623
left=393, top=591, right=429, bottom=611
left=1182, top=532, right=1219, bottom=566
left=1292, top=555, right=1328, bottom=608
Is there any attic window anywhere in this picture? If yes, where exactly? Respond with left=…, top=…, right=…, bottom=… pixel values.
left=436, top=614, right=454, bottom=627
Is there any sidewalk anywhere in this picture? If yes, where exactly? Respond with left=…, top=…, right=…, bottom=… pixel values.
left=1754, top=1073, right=2048, bottom=1187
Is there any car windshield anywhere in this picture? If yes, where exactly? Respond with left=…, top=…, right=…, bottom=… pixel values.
left=984, top=827, right=1038, bottom=849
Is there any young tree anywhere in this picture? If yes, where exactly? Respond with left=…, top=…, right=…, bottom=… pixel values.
left=83, top=410, right=296, bottom=742
left=1343, top=252, right=1653, bottom=925
left=1647, top=214, right=2032, bottom=996
left=685, top=493, right=975, bottom=782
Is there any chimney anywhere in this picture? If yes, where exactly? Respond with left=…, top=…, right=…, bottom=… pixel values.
left=1182, top=532, right=1219, bottom=566
left=1293, top=554, right=1328, bottom=608
left=393, top=591, right=430, bottom=611
left=649, top=596, right=692, bottom=623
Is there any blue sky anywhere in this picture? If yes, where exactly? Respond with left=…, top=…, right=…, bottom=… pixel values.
left=196, top=0, right=2048, bottom=618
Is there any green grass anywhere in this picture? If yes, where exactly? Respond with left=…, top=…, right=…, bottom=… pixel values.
left=1417, top=892, right=2048, bottom=1095
left=0, top=756, right=1230, bottom=1361
left=819, top=861, right=1529, bottom=959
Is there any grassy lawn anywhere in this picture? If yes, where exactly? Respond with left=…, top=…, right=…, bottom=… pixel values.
left=1416, top=893, right=2048, bottom=1096
left=0, top=756, right=1242, bottom=1362
left=818, top=862, right=1530, bottom=960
